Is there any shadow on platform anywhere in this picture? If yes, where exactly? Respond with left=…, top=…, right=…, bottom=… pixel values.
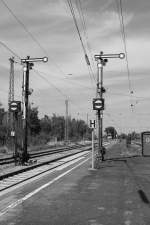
left=105, top=154, right=142, bottom=162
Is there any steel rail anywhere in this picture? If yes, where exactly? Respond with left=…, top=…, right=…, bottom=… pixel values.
left=0, top=146, right=92, bottom=192
left=0, top=143, right=88, bottom=165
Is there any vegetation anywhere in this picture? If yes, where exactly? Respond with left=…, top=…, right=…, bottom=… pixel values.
left=0, top=105, right=91, bottom=147
left=0, top=104, right=142, bottom=148
left=105, top=126, right=117, bottom=139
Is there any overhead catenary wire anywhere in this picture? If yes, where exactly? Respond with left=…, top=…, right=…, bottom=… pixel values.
left=115, top=0, right=134, bottom=110
left=116, top=0, right=133, bottom=93
left=33, top=69, right=91, bottom=113
left=1, top=0, right=95, bottom=106
left=35, top=69, right=94, bottom=90
left=0, top=0, right=96, bottom=118
left=0, top=40, right=21, bottom=60
left=33, top=69, right=68, bottom=100
left=66, top=0, right=96, bottom=85
left=106, top=90, right=150, bottom=100
left=75, top=0, right=96, bottom=80
left=0, top=0, right=66, bottom=76
left=0, top=37, right=86, bottom=117
left=67, top=0, right=87, bottom=57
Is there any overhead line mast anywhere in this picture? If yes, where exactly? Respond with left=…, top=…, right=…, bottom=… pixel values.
left=8, top=57, right=15, bottom=127
left=8, top=57, right=15, bottom=108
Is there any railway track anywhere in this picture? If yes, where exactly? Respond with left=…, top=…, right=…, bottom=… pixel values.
left=0, top=142, right=112, bottom=193
left=0, top=143, right=88, bottom=165
left=0, top=145, right=92, bottom=192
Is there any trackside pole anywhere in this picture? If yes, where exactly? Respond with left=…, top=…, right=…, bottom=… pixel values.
left=89, top=120, right=96, bottom=170
left=92, top=128, right=95, bottom=169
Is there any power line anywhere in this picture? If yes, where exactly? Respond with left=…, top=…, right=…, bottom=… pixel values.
left=33, top=69, right=68, bottom=99
left=0, top=42, right=89, bottom=116
left=116, top=0, right=133, bottom=93
left=32, top=69, right=89, bottom=113
left=75, top=0, right=96, bottom=72
left=0, top=38, right=85, bottom=115
left=106, top=90, right=150, bottom=100
left=67, top=0, right=87, bottom=56
left=0, top=0, right=94, bottom=116
left=0, top=40, right=21, bottom=59
left=1, top=0, right=96, bottom=99
left=0, top=0, right=66, bottom=76
left=1, top=0, right=96, bottom=95
left=75, top=0, right=97, bottom=88
left=36, top=69, right=94, bottom=91
left=115, top=0, right=134, bottom=110
left=66, top=0, right=96, bottom=85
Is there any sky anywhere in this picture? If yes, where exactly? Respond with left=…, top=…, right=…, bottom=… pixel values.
left=0, top=0, right=150, bottom=134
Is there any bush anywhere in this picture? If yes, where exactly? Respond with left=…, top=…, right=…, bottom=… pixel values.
left=29, top=132, right=51, bottom=146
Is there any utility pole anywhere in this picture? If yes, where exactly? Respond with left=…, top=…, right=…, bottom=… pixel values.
left=9, top=101, right=21, bottom=165
left=90, top=119, right=96, bottom=169
left=8, top=57, right=14, bottom=108
left=94, top=51, right=125, bottom=161
left=21, top=56, right=48, bottom=164
left=86, top=113, right=88, bottom=140
left=65, top=99, right=68, bottom=145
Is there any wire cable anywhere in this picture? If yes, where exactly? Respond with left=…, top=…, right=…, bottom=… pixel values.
left=0, top=40, right=21, bottom=59
left=115, top=0, right=134, bottom=110
left=76, top=0, right=96, bottom=71
left=0, top=0, right=66, bottom=76
left=66, top=0, right=96, bottom=85
left=33, top=69, right=68, bottom=99
left=33, top=68, right=92, bottom=113
left=0, top=0, right=93, bottom=118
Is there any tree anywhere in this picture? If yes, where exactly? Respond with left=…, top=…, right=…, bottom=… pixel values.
left=69, top=118, right=89, bottom=141
left=0, top=103, right=7, bottom=146
left=105, top=126, right=117, bottom=139
left=28, top=107, right=41, bottom=136
left=0, top=125, right=7, bottom=146
left=130, top=131, right=140, bottom=140
left=40, top=115, right=51, bottom=134
left=51, top=114, right=65, bottom=141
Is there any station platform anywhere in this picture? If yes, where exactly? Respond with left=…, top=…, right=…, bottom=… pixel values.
left=0, top=141, right=150, bottom=225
